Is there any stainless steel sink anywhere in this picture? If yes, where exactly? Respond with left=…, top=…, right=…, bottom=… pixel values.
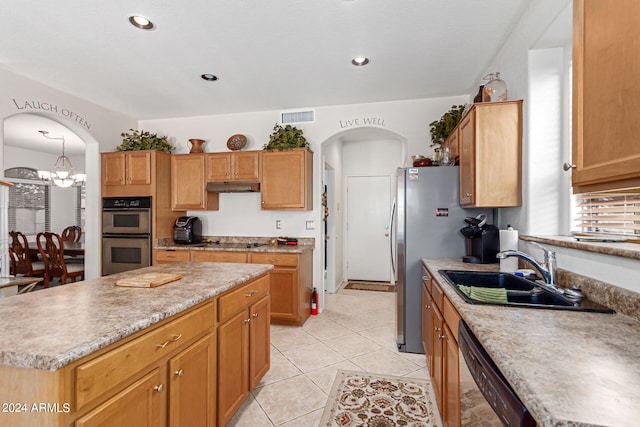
left=439, top=270, right=614, bottom=313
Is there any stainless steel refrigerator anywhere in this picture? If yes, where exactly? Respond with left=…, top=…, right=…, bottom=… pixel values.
left=395, top=166, right=491, bottom=353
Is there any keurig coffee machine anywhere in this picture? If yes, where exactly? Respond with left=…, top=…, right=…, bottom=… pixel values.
left=460, top=214, right=499, bottom=264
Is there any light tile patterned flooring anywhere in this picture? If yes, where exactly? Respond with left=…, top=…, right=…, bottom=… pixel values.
left=227, top=288, right=435, bottom=426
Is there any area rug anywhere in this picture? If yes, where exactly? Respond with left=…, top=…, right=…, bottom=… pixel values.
left=344, top=281, right=396, bottom=292
left=319, top=369, right=440, bottom=427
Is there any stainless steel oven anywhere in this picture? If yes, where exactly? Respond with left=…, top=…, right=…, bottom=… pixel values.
left=102, top=197, right=152, bottom=275
left=458, top=321, right=535, bottom=427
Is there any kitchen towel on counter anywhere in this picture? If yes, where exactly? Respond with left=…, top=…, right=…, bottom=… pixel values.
left=499, top=225, right=519, bottom=273
left=458, top=285, right=508, bottom=303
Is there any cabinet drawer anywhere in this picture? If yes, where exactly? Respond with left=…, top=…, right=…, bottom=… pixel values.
left=251, top=252, right=298, bottom=267
left=431, top=280, right=444, bottom=311
left=75, top=301, right=215, bottom=410
left=422, top=266, right=432, bottom=294
left=218, top=274, right=270, bottom=322
left=443, top=296, right=461, bottom=344
left=192, top=251, right=248, bottom=263
left=156, top=250, right=190, bottom=262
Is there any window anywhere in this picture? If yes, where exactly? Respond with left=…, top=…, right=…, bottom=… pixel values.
left=574, top=191, right=640, bottom=237
left=4, top=167, right=49, bottom=236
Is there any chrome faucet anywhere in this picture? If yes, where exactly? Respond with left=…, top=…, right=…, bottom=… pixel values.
left=496, top=242, right=558, bottom=288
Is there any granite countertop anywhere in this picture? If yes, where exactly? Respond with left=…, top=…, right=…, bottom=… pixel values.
left=156, top=236, right=315, bottom=254
left=423, top=258, right=640, bottom=427
left=0, top=262, right=273, bottom=371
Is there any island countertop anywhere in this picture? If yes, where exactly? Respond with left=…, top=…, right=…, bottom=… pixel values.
left=0, top=262, right=273, bottom=371
left=423, top=258, right=640, bottom=427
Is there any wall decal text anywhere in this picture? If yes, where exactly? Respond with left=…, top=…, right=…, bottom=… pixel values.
left=339, top=117, right=386, bottom=129
left=12, top=98, right=92, bottom=130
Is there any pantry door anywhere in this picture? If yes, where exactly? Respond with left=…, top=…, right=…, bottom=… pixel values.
left=346, top=175, right=393, bottom=282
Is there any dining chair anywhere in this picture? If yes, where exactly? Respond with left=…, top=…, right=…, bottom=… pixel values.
left=61, top=226, right=78, bottom=242
left=17, top=281, right=39, bottom=294
left=36, top=232, right=84, bottom=286
left=8, top=231, right=47, bottom=283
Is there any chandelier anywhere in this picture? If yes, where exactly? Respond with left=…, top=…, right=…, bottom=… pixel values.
left=37, top=131, right=85, bottom=188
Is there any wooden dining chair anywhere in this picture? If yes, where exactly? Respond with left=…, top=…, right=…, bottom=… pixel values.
left=8, top=231, right=47, bottom=283
left=61, top=226, right=77, bottom=242
left=36, top=232, right=84, bottom=286
left=17, top=281, right=39, bottom=294
left=61, top=226, right=84, bottom=263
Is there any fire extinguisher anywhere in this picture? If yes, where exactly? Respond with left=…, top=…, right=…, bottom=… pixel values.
left=311, top=287, right=318, bottom=315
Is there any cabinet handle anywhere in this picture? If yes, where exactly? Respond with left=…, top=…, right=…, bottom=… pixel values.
left=244, top=290, right=258, bottom=297
left=465, top=192, right=472, bottom=197
left=434, top=326, right=441, bottom=333
left=421, top=276, right=429, bottom=281
left=175, top=369, right=184, bottom=377
left=234, top=171, right=238, bottom=176
left=438, top=334, right=447, bottom=340
left=252, top=313, right=259, bottom=318
left=563, top=162, right=576, bottom=171
left=154, top=384, right=164, bottom=393
left=244, top=318, right=251, bottom=324
left=426, top=305, right=431, bottom=310
left=156, top=334, right=182, bottom=349
left=267, top=258, right=277, bottom=263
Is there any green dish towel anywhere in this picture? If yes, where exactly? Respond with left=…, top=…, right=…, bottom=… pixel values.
left=458, top=285, right=508, bottom=303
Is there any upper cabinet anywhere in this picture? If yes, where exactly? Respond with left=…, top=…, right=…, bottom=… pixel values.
left=572, top=0, right=640, bottom=192
left=457, top=100, right=523, bottom=207
left=171, top=154, right=219, bottom=211
left=206, top=151, right=260, bottom=182
left=260, top=148, right=313, bottom=210
left=101, top=151, right=166, bottom=197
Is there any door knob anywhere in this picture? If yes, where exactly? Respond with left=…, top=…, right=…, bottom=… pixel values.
left=563, top=162, right=576, bottom=171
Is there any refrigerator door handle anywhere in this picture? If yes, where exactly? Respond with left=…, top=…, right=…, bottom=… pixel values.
left=389, top=198, right=396, bottom=277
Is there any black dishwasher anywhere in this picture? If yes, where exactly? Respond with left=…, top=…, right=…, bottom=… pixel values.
left=458, top=320, right=536, bottom=427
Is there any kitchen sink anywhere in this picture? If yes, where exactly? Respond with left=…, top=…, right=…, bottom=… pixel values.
left=438, top=270, right=614, bottom=313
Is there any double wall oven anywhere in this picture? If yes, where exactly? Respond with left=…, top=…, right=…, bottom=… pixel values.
left=101, top=197, right=151, bottom=276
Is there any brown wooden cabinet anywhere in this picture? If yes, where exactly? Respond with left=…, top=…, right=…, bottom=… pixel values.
left=101, top=151, right=153, bottom=190
left=155, top=249, right=191, bottom=263
left=250, top=251, right=312, bottom=326
left=206, top=151, right=260, bottom=182
left=217, top=275, right=270, bottom=426
left=260, top=148, right=313, bottom=210
left=571, top=0, right=640, bottom=192
left=456, top=100, right=522, bottom=207
left=191, top=251, right=248, bottom=263
left=422, top=267, right=461, bottom=427
left=171, top=154, right=219, bottom=211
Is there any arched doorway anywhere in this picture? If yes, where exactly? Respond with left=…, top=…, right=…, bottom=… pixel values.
left=2, top=112, right=101, bottom=278
left=320, top=127, right=407, bottom=293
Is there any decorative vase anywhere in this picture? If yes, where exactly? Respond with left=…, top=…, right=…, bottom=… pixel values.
left=188, top=139, right=206, bottom=153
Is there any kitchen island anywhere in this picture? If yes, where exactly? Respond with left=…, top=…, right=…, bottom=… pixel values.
left=423, top=258, right=640, bottom=427
left=0, top=262, right=273, bottom=427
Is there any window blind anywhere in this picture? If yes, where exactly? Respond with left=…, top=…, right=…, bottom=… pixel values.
left=575, top=191, right=640, bottom=236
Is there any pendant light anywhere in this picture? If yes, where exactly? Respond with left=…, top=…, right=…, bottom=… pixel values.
left=37, top=131, right=85, bottom=187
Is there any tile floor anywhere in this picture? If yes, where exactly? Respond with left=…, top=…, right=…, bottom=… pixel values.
left=227, top=288, right=436, bottom=426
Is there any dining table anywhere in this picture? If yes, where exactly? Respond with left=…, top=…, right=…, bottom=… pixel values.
left=28, top=240, right=85, bottom=258
left=0, top=277, right=43, bottom=298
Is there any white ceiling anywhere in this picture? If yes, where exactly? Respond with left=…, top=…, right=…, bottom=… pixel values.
left=2, top=0, right=532, bottom=122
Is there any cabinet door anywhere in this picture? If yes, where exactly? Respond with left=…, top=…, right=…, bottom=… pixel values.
left=127, top=152, right=153, bottom=185
left=268, top=268, right=297, bottom=322
left=260, top=149, right=312, bottom=210
left=233, top=151, right=260, bottom=181
left=249, top=295, right=270, bottom=390
left=432, top=306, right=444, bottom=414
left=572, top=0, right=640, bottom=191
left=102, top=153, right=126, bottom=186
left=421, top=284, right=433, bottom=370
left=76, top=368, right=165, bottom=427
left=155, top=250, right=190, bottom=263
left=443, top=324, right=460, bottom=427
left=168, top=333, right=216, bottom=427
left=217, top=309, right=249, bottom=427
left=459, top=111, right=476, bottom=206
left=206, top=153, right=231, bottom=181
left=172, top=154, right=214, bottom=210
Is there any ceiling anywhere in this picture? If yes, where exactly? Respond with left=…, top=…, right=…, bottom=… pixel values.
left=1, top=0, right=533, bottom=123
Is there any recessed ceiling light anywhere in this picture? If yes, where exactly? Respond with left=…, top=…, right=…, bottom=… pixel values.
left=129, top=15, right=155, bottom=30
left=201, top=74, right=218, bottom=81
left=352, top=56, right=369, bottom=66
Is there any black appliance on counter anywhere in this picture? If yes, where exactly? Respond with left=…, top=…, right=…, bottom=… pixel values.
left=460, top=214, right=499, bottom=264
left=173, top=216, right=202, bottom=244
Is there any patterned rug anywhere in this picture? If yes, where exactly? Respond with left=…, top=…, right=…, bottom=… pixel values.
left=319, top=370, right=441, bottom=427
left=344, top=281, right=396, bottom=292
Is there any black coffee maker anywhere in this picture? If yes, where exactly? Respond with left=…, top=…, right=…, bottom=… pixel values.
left=459, top=214, right=499, bottom=264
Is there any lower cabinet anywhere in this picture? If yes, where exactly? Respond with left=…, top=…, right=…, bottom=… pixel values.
left=192, top=251, right=248, bottom=263
left=422, top=267, right=461, bottom=427
left=217, top=275, right=270, bottom=426
left=155, top=249, right=191, bottom=263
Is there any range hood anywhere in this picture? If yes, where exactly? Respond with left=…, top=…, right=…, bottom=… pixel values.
left=206, top=181, right=260, bottom=193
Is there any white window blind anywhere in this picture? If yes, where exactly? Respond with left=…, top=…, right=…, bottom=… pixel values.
left=575, top=191, right=640, bottom=236
left=5, top=167, right=50, bottom=236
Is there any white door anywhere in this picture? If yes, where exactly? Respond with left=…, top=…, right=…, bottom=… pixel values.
left=346, top=175, right=392, bottom=282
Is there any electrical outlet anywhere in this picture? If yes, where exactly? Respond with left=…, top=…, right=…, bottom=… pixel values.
left=305, top=220, right=315, bottom=230
left=276, top=220, right=282, bottom=229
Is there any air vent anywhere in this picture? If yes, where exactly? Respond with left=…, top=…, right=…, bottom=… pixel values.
left=280, top=109, right=315, bottom=124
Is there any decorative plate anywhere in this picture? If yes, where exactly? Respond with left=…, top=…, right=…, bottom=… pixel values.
left=227, top=134, right=247, bottom=151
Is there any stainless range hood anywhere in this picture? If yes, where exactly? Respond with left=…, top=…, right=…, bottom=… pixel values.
left=205, top=181, right=260, bottom=193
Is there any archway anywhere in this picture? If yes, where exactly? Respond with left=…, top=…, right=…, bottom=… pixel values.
left=319, top=126, right=407, bottom=294
left=2, top=112, right=101, bottom=278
